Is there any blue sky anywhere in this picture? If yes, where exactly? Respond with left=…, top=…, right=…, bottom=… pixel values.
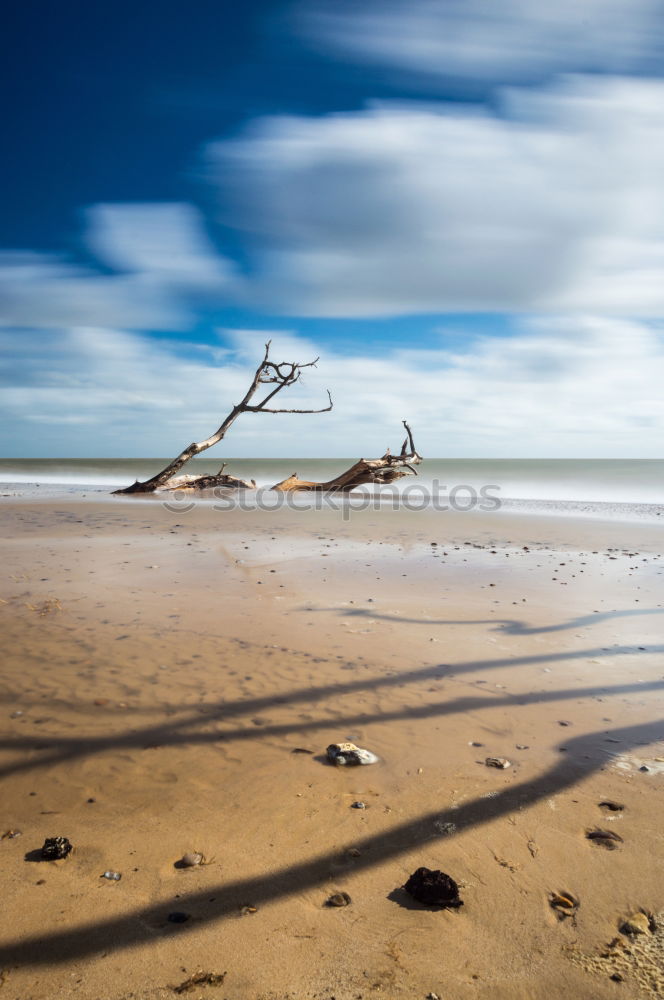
left=2, top=0, right=664, bottom=457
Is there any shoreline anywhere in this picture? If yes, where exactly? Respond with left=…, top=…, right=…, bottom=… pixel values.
left=1, top=497, right=663, bottom=998
left=1, top=483, right=663, bottom=529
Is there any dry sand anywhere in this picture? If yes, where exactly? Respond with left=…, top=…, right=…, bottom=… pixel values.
left=0, top=497, right=663, bottom=999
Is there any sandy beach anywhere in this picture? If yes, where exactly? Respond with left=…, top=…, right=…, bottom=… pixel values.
left=1, top=496, right=663, bottom=999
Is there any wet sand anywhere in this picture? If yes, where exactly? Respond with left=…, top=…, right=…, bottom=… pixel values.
left=0, top=498, right=663, bottom=999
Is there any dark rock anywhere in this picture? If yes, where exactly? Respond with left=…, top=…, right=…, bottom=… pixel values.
left=403, top=867, right=463, bottom=909
left=167, top=911, right=191, bottom=923
left=40, top=836, right=72, bottom=860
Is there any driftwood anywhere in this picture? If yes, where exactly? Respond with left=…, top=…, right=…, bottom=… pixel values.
left=112, top=343, right=422, bottom=496
left=270, top=421, right=422, bottom=492
left=165, top=465, right=256, bottom=492
left=113, top=342, right=332, bottom=495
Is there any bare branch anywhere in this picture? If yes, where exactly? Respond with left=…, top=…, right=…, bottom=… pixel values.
left=113, top=343, right=332, bottom=494
left=244, top=389, right=333, bottom=415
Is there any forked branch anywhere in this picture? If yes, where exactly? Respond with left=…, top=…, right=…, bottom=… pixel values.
left=113, top=341, right=332, bottom=495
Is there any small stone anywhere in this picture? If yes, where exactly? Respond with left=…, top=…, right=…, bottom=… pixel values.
left=550, top=892, right=579, bottom=916
left=327, top=742, right=379, bottom=766
left=427, top=993, right=441, bottom=1000
left=599, top=800, right=624, bottom=812
left=639, top=765, right=650, bottom=772
left=620, top=912, right=650, bottom=936
left=515, top=744, right=529, bottom=750
left=40, top=836, right=72, bottom=860
left=101, top=870, right=121, bottom=881
left=351, top=801, right=366, bottom=809
left=610, top=972, right=624, bottom=982
left=1, top=829, right=22, bottom=839
left=167, top=911, right=190, bottom=924
left=240, top=904, right=258, bottom=915
left=180, top=852, right=203, bottom=868
left=326, top=891, right=351, bottom=907
left=485, top=756, right=511, bottom=769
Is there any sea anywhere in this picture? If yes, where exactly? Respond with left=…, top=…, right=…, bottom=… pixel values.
left=0, top=458, right=662, bottom=523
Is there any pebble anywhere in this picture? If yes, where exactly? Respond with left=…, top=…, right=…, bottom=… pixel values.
left=101, top=870, right=121, bottom=880
left=180, top=851, right=203, bottom=867
left=485, top=756, right=511, bottom=769
left=550, top=891, right=579, bottom=916
left=167, top=911, right=191, bottom=924
left=327, top=742, right=379, bottom=766
left=326, top=891, right=351, bottom=907
left=351, top=801, right=366, bottom=809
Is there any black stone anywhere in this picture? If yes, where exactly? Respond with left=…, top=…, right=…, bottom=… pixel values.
left=167, top=911, right=191, bottom=924
left=40, top=837, right=72, bottom=860
left=403, top=867, right=463, bottom=908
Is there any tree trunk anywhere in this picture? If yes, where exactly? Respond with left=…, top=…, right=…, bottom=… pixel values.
left=270, top=422, right=422, bottom=492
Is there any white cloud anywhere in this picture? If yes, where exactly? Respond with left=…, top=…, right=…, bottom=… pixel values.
left=86, top=202, right=237, bottom=290
left=296, top=0, right=664, bottom=84
left=207, top=76, right=664, bottom=316
left=1, top=321, right=662, bottom=457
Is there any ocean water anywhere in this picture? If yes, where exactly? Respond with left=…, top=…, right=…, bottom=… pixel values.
left=0, top=458, right=661, bottom=521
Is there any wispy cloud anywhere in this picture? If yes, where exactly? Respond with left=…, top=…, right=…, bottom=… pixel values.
left=295, top=0, right=664, bottom=85
left=0, top=252, right=188, bottom=331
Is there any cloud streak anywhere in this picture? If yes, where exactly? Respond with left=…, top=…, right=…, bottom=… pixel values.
left=296, top=0, right=664, bottom=85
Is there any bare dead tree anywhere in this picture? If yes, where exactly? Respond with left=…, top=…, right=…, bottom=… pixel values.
left=269, top=420, right=422, bottom=492
left=113, top=341, right=333, bottom=494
